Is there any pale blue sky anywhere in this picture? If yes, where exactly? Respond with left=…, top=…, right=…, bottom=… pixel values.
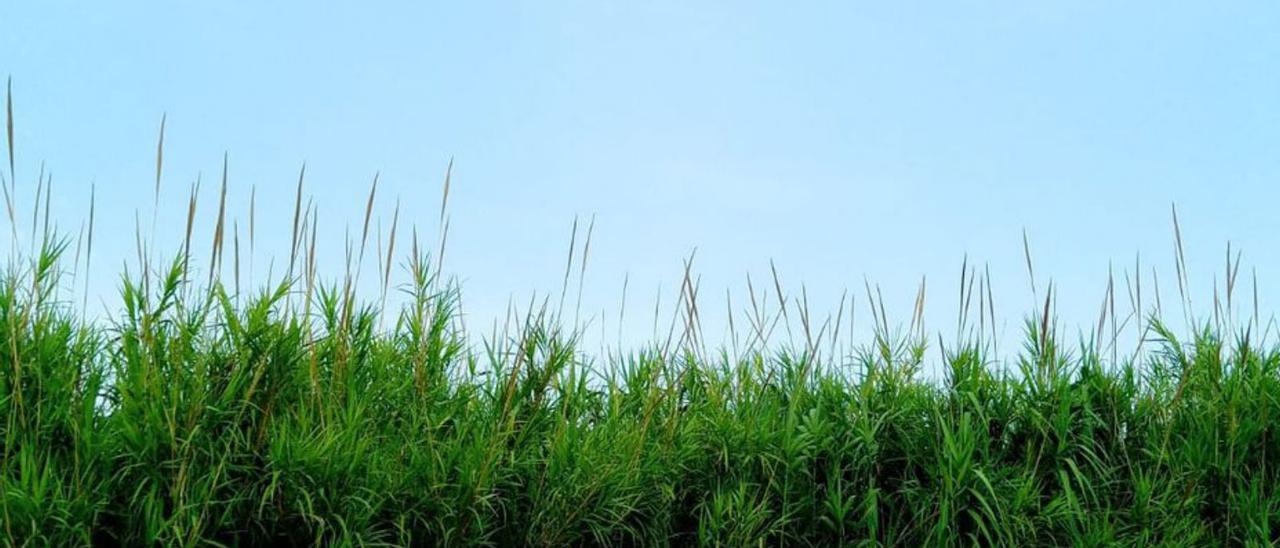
left=4, top=2, right=1280, bottom=355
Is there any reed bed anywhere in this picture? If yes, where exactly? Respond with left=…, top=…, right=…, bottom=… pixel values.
left=4, top=86, right=1280, bottom=546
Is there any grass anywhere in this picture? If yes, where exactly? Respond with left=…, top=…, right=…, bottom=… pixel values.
left=5, top=92, right=1280, bottom=546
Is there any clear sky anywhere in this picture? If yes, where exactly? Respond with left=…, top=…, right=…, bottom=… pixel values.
left=4, top=2, right=1280, bottom=360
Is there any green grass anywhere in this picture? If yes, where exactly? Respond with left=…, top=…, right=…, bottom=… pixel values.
left=5, top=209, right=1280, bottom=547
left=5, top=98, right=1280, bottom=546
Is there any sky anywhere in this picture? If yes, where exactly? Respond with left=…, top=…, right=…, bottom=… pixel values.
left=3, top=2, right=1280, bottom=363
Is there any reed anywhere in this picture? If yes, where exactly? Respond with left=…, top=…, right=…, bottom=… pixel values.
left=3, top=95, right=1280, bottom=546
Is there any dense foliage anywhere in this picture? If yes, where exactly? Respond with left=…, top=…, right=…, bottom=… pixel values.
left=0, top=86, right=1273, bottom=545
left=3, top=235, right=1279, bottom=547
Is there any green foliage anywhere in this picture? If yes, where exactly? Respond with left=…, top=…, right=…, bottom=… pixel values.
left=0, top=74, right=1268, bottom=544
left=3, top=239, right=1280, bottom=546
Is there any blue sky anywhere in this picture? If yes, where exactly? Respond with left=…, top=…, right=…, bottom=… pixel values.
left=4, top=2, right=1280, bottom=357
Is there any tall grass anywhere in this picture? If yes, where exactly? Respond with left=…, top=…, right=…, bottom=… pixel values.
left=4, top=94, right=1280, bottom=546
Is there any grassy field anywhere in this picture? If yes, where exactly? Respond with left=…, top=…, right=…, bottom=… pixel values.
left=5, top=104, right=1280, bottom=546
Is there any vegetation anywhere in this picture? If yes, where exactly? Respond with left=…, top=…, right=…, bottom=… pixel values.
left=5, top=90, right=1280, bottom=546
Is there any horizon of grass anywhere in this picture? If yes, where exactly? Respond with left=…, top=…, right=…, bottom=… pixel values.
left=5, top=85, right=1280, bottom=546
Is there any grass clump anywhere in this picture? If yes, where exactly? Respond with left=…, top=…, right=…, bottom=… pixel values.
left=4, top=221, right=1280, bottom=547
left=3, top=102, right=1280, bottom=546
